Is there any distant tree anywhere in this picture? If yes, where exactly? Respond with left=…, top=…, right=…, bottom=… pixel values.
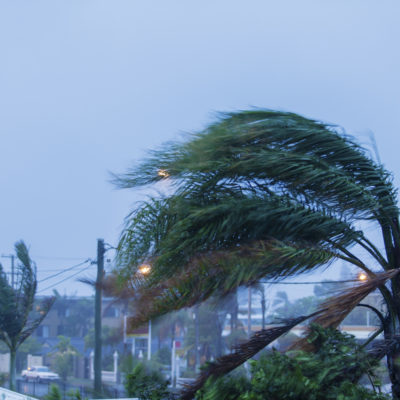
left=313, top=280, right=340, bottom=299
left=273, top=294, right=318, bottom=322
left=253, top=283, right=268, bottom=329
left=0, top=241, right=54, bottom=390
left=84, top=326, right=121, bottom=350
left=52, top=293, right=93, bottom=337
left=125, top=361, right=171, bottom=400
left=52, top=336, right=79, bottom=382
left=185, top=301, right=227, bottom=365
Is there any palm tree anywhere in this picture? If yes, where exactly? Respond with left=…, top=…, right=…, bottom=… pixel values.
left=113, top=110, right=400, bottom=398
left=0, top=241, right=55, bottom=390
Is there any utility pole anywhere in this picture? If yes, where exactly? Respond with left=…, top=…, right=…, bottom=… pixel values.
left=1, top=254, right=15, bottom=288
left=94, top=239, right=105, bottom=396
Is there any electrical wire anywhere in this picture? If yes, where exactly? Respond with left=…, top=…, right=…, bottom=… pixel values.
left=38, top=259, right=91, bottom=283
left=260, top=279, right=360, bottom=285
left=32, top=256, right=89, bottom=261
left=37, top=264, right=94, bottom=293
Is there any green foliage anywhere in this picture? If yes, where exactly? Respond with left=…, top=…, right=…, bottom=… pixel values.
left=0, top=241, right=54, bottom=389
left=66, top=389, right=86, bottom=400
left=124, top=361, right=171, bottom=400
left=52, top=336, right=78, bottom=381
left=52, top=293, right=93, bottom=337
left=0, top=373, right=8, bottom=386
left=273, top=292, right=319, bottom=321
left=44, top=384, right=62, bottom=400
left=119, top=353, right=135, bottom=374
left=84, top=325, right=121, bottom=350
left=18, top=336, right=42, bottom=354
left=197, top=370, right=250, bottom=400
left=197, top=326, right=389, bottom=400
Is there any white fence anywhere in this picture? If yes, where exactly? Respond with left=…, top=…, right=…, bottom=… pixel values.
left=89, top=351, right=119, bottom=383
left=0, top=387, right=36, bottom=400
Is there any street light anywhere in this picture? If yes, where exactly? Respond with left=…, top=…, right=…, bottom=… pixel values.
left=157, top=169, right=169, bottom=178
left=138, top=264, right=151, bottom=276
left=132, top=264, right=152, bottom=361
left=358, top=272, right=368, bottom=282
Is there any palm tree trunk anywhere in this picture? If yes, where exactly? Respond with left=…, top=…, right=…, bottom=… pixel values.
left=261, top=289, right=266, bottom=330
left=194, top=305, right=199, bottom=369
left=215, top=313, right=223, bottom=358
left=230, top=294, right=239, bottom=346
left=381, top=313, right=400, bottom=400
left=388, top=356, right=400, bottom=400
left=9, top=348, right=16, bottom=391
left=247, top=287, right=252, bottom=337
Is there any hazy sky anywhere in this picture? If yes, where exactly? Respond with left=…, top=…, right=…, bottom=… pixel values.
left=0, top=1, right=399, bottom=297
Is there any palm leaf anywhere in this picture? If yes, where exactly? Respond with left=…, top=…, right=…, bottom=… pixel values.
left=292, top=269, right=399, bottom=351
left=117, top=191, right=360, bottom=285
left=121, top=240, right=339, bottom=328
left=180, top=312, right=322, bottom=400
left=114, top=110, right=398, bottom=223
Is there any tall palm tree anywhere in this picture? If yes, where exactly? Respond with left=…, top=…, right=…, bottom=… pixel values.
left=0, top=241, right=55, bottom=390
left=113, top=110, right=400, bottom=398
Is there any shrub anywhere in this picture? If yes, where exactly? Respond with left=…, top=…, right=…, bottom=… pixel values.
left=124, top=361, right=171, bottom=400
left=197, top=325, right=390, bottom=400
left=44, top=384, right=62, bottom=400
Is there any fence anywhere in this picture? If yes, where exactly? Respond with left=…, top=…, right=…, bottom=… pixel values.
left=16, top=379, right=126, bottom=400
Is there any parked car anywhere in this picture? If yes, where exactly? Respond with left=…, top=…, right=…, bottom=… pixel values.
left=21, top=366, right=59, bottom=382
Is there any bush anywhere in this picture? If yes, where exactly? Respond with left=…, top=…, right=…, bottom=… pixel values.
left=0, top=372, right=8, bottom=387
left=197, top=325, right=390, bottom=400
left=125, top=361, right=172, bottom=400
left=44, top=385, right=62, bottom=400
left=66, top=389, right=86, bottom=400
left=197, top=370, right=250, bottom=400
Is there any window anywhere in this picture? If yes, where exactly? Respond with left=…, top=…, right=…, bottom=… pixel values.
left=37, top=325, right=50, bottom=338
left=104, top=306, right=120, bottom=318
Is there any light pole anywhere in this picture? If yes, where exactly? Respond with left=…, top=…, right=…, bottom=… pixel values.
left=137, top=264, right=152, bottom=360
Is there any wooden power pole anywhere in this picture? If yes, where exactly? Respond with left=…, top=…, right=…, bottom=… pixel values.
left=94, top=239, right=105, bottom=395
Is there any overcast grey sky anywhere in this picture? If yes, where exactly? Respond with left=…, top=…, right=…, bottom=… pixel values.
left=0, top=1, right=399, bottom=297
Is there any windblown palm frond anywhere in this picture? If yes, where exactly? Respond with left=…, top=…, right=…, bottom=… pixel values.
left=0, top=241, right=54, bottom=390
left=180, top=312, right=322, bottom=400
left=118, top=191, right=362, bottom=286
left=115, top=239, right=342, bottom=328
left=113, top=110, right=400, bottom=397
left=291, top=270, right=399, bottom=352
left=114, top=110, right=397, bottom=223
left=0, top=242, right=54, bottom=346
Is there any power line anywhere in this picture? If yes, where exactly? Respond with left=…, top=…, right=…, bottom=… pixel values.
left=32, top=256, right=89, bottom=261
left=37, top=269, right=84, bottom=273
left=37, top=264, right=94, bottom=293
left=260, top=279, right=360, bottom=285
left=38, top=259, right=91, bottom=283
